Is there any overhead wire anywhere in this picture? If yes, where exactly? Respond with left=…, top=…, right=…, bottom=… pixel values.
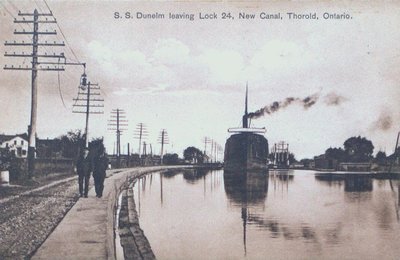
left=57, top=58, right=67, bottom=109
left=43, top=0, right=81, bottom=63
left=0, top=2, right=17, bottom=19
left=42, top=0, right=107, bottom=111
left=6, top=0, right=19, bottom=14
left=33, top=0, right=44, bottom=13
left=3, top=1, right=81, bottom=110
left=41, top=0, right=86, bottom=109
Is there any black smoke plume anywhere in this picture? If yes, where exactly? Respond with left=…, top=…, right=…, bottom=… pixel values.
left=324, top=92, right=347, bottom=106
left=248, top=93, right=320, bottom=119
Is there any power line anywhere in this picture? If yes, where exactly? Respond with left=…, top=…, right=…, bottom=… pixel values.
left=0, top=2, right=16, bottom=19
left=57, top=58, right=67, bottom=109
left=33, top=0, right=44, bottom=13
left=43, top=0, right=81, bottom=63
left=3, top=9, right=65, bottom=178
left=42, top=0, right=79, bottom=63
left=6, top=0, right=19, bottom=14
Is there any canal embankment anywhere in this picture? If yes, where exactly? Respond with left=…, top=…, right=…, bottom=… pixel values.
left=31, top=165, right=193, bottom=260
left=117, top=182, right=155, bottom=260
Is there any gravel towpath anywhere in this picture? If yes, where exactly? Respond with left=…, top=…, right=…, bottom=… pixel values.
left=0, top=177, right=80, bottom=259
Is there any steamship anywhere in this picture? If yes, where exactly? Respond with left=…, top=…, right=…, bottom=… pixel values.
left=224, top=87, right=269, bottom=172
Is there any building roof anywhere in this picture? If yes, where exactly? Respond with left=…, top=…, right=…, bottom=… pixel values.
left=0, top=133, right=28, bottom=143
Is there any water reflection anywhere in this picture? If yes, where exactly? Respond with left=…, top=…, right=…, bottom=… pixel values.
left=223, top=170, right=268, bottom=207
left=269, top=170, right=295, bottom=194
left=183, top=168, right=210, bottom=184
left=223, top=170, right=269, bottom=255
left=223, top=170, right=327, bottom=255
left=315, top=174, right=373, bottom=192
left=134, top=170, right=400, bottom=259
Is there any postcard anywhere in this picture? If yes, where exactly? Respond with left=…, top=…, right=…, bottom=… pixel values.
left=0, top=1, right=399, bottom=259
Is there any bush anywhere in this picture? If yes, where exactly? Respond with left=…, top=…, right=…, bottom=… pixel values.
left=0, top=148, right=13, bottom=171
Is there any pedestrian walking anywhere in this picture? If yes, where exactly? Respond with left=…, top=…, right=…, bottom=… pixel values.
left=93, top=147, right=108, bottom=198
left=76, top=148, right=92, bottom=198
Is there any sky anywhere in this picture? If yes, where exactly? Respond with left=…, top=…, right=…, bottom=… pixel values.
left=0, top=0, right=399, bottom=159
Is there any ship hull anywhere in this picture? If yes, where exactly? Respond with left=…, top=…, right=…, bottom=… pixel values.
left=224, top=133, right=269, bottom=172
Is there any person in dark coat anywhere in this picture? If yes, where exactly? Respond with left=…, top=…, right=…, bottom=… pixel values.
left=76, top=148, right=92, bottom=198
left=93, top=147, right=108, bottom=198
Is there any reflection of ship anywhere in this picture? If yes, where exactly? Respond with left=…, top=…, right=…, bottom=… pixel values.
left=223, top=170, right=269, bottom=255
left=224, top=170, right=269, bottom=206
left=224, top=86, right=269, bottom=172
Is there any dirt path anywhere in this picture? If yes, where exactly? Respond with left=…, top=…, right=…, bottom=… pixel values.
left=0, top=178, right=80, bottom=259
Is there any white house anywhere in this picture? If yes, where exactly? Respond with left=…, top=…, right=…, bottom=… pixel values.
left=0, top=134, right=29, bottom=158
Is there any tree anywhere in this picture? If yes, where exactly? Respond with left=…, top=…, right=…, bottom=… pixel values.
left=288, top=153, right=297, bottom=164
left=300, top=158, right=313, bottom=168
left=375, top=151, right=387, bottom=165
left=183, top=147, right=204, bottom=164
left=58, top=130, right=85, bottom=159
left=162, top=153, right=179, bottom=165
left=343, top=136, right=374, bottom=162
left=325, top=147, right=346, bottom=162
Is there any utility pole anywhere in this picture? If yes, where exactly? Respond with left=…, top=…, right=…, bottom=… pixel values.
left=217, top=144, right=223, bottom=163
left=158, top=129, right=169, bottom=164
left=388, top=132, right=400, bottom=174
left=108, top=109, right=128, bottom=168
left=72, top=77, right=104, bottom=148
left=203, top=136, right=210, bottom=163
left=214, top=141, right=218, bottom=162
left=210, top=139, right=214, bottom=163
left=143, top=142, right=147, bottom=157
left=4, top=9, right=65, bottom=178
left=134, top=123, right=148, bottom=157
left=127, top=142, right=130, bottom=167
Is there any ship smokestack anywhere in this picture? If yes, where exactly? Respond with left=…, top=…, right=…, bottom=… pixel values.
left=242, top=83, right=248, bottom=128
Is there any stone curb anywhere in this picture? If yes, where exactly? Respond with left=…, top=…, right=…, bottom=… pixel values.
left=32, top=166, right=191, bottom=260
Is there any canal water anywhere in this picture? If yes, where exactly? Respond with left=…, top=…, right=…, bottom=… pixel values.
left=132, top=169, right=400, bottom=259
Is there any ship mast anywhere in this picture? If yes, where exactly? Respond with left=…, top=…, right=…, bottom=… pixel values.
left=242, top=83, right=249, bottom=128
left=229, top=83, right=265, bottom=133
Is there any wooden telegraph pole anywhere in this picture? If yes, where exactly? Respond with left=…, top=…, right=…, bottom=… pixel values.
left=4, top=9, right=65, bottom=178
left=158, top=129, right=169, bottom=164
left=73, top=76, right=104, bottom=148
left=134, top=123, right=148, bottom=158
left=108, top=109, right=128, bottom=168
